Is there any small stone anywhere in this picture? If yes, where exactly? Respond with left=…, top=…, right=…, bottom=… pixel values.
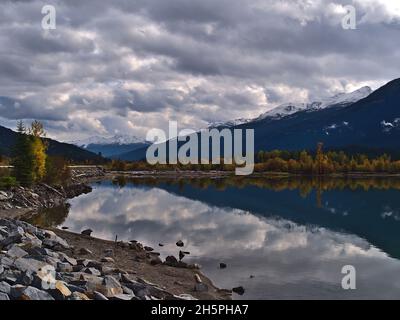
left=6, top=244, right=28, bottom=259
left=87, top=260, right=103, bottom=270
left=17, top=271, right=34, bottom=286
left=15, top=286, right=55, bottom=300
left=100, top=275, right=123, bottom=297
left=104, top=249, right=114, bottom=257
left=59, top=253, right=77, bottom=266
left=158, top=243, right=164, bottom=247
left=164, top=255, right=178, bottom=266
left=0, top=292, right=9, bottom=300
left=144, top=246, right=154, bottom=252
left=111, top=293, right=135, bottom=301
left=93, top=291, right=108, bottom=300
left=77, top=259, right=91, bottom=267
left=1, top=228, right=24, bottom=247
left=176, top=240, right=184, bottom=247
left=61, top=227, right=69, bottom=230
left=194, top=274, right=202, bottom=284
left=49, top=281, right=72, bottom=300
left=70, top=291, right=90, bottom=300
left=57, top=262, right=73, bottom=273
left=84, top=267, right=101, bottom=276
left=219, top=263, right=227, bottom=269
left=78, top=248, right=93, bottom=255
left=175, top=293, right=197, bottom=300
left=194, top=283, right=208, bottom=292
left=81, top=229, right=93, bottom=236
left=122, top=286, right=134, bottom=295
left=249, top=275, right=255, bottom=279
left=149, top=256, right=162, bottom=265
left=232, top=286, right=245, bottom=295
left=0, top=281, right=11, bottom=294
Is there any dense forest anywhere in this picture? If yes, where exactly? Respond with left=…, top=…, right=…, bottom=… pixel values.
left=107, top=142, right=400, bottom=175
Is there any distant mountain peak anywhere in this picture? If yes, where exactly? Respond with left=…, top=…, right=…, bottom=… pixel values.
left=256, top=86, right=373, bottom=121
left=209, top=86, right=373, bottom=128
left=70, top=134, right=146, bottom=147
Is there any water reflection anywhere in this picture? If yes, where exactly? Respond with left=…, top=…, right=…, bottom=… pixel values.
left=30, top=177, right=400, bottom=299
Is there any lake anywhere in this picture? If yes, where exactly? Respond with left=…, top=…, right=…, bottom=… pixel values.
left=26, top=176, right=400, bottom=299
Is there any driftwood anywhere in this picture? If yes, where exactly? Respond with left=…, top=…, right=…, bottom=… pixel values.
left=39, top=183, right=64, bottom=197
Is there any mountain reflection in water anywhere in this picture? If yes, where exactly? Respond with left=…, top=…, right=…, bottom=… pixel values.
left=27, top=176, right=400, bottom=299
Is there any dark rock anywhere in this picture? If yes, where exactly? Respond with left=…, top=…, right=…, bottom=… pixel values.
left=219, top=263, right=227, bottom=269
left=1, top=227, right=24, bottom=247
left=164, top=255, right=178, bottom=266
left=17, top=271, right=34, bottom=286
left=176, top=240, right=184, bottom=247
left=179, top=251, right=185, bottom=261
left=149, top=256, right=162, bottom=265
left=66, top=284, right=86, bottom=293
left=84, top=267, right=101, bottom=276
left=61, top=227, right=69, bottom=230
left=144, top=246, right=154, bottom=252
left=42, top=238, right=69, bottom=250
left=81, top=229, right=93, bottom=236
left=9, top=284, right=25, bottom=299
left=232, top=286, right=245, bottom=295
left=87, top=260, right=103, bottom=271
left=77, top=259, right=91, bottom=267
left=0, top=271, right=18, bottom=285
left=158, top=243, right=164, bottom=247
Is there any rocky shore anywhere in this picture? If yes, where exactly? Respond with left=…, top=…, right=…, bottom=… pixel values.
left=0, top=183, right=92, bottom=212
left=0, top=218, right=230, bottom=300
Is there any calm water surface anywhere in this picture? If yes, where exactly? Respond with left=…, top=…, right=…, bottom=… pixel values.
left=28, top=177, right=400, bottom=299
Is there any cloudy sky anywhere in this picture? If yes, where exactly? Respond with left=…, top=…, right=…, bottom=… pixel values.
left=0, top=0, right=399, bottom=141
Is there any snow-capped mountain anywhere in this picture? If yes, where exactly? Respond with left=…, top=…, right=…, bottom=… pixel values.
left=208, top=118, right=252, bottom=128
left=70, top=134, right=149, bottom=158
left=71, top=134, right=146, bottom=148
left=255, top=86, right=372, bottom=121
left=210, top=86, right=372, bottom=128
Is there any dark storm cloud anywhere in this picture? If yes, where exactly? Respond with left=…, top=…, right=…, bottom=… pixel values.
left=0, top=0, right=399, bottom=140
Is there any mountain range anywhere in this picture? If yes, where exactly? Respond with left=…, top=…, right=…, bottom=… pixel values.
left=209, top=86, right=373, bottom=128
left=69, top=134, right=150, bottom=158
left=122, top=78, right=400, bottom=161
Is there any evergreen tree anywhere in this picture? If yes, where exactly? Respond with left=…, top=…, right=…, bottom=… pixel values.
left=11, top=121, right=35, bottom=186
